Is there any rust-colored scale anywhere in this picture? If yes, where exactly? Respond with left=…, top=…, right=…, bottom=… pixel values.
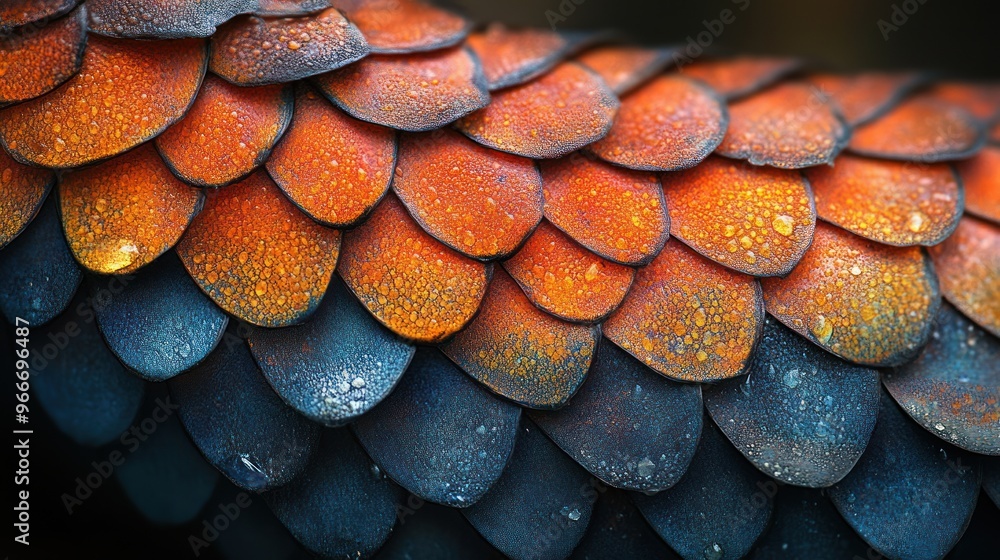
left=0, top=35, right=207, bottom=169
left=541, top=156, right=668, bottom=266
left=588, top=75, right=727, bottom=172
left=156, top=75, right=293, bottom=187
left=0, top=4, right=86, bottom=107
left=266, top=86, right=396, bottom=227
left=762, top=222, right=940, bottom=366
left=455, top=62, right=619, bottom=159
left=716, top=81, right=848, bottom=169
left=955, top=145, right=1000, bottom=224
left=502, top=220, right=634, bottom=323
left=603, top=240, right=764, bottom=382
left=848, top=95, right=984, bottom=162
left=926, top=82, right=1000, bottom=123
left=257, top=0, right=331, bottom=16
left=85, top=0, right=256, bottom=39
left=337, top=194, right=491, bottom=343
left=805, top=154, right=962, bottom=246
left=209, top=8, right=368, bottom=86
left=393, top=129, right=543, bottom=260
left=929, top=216, right=1000, bottom=338
left=440, top=269, right=599, bottom=409
left=0, top=148, right=53, bottom=249
left=679, top=56, right=800, bottom=99
left=59, top=143, right=202, bottom=275
left=314, top=46, right=490, bottom=132
left=176, top=170, right=341, bottom=328
left=576, top=45, right=674, bottom=95
left=662, top=155, right=816, bottom=277
left=809, top=72, right=923, bottom=126
left=331, top=0, right=468, bottom=53
left=466, top=24, right=587, bottom=90
left=0, top=0, right=78, bottom=32
left=991, top=120, right=1000, bottom=144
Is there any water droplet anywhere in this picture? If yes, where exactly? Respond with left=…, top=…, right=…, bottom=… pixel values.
left=772, top=215, right=795, bottom=237
left=636, top=457, right=656, bottom=477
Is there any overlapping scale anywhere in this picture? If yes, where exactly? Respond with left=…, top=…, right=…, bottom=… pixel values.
left=749, top=486, right=872, bottom=559
left=169, top=328, right=321, bottom=491
left=0, top=147, right=53, bottom=249
left=541, top=156, right=668, bottom=266
left=315, top=46, right=490, bottom=131
left=828, top=391, right=981, bottom=560
left=59, top=143, right=203, bottom=275
left=530, top=340, right=703, bottom=492
left=929, top=216, right=1000, bottom=337
left=957, top=144, right=1000, bottom=224
left=704, top=316, right=881, bottom=487
left=338, top=194, right=490, bottom=342
left=632, top=418, right=775, bottom=560
left=209, top=8, right=368, bottom=86
left=331, top=0, right=469, bottom=54
left=0, top=0, right=79, bottom=33
left=156, top=75, right=293, bottom=187
left=267, top=86, right=395, bottom=227
left=809, top=71, right=924, bottom=126
left=926, top=82, right=1000, bottom=123
left=570, top=489, right=680, bottom=560
left=663, top=155, right=815, bottom=276
left=576, top=45, right=676, bottom=95
left=256, top=0, right=331, bottom=16
left=0, top=4, right=86, bottom=106
left=393, top=129, right=543, bottom=260
left=0, top=35, right=207, bottom=168
left=762, top=221, right=940, bottom=366
left=985, top=459, right=1000, bottom=508
left=716, top=81, right=848, bottom=169
left=86, top=0, right=256, bottom=38
left=463, top=420, right=595, bottom=560
left=502, top=220, right=634, bottom=323
left=467, top=24, right=601, bottom=90
left=805, top=153, right=962, bottom=246
left=247, top=276, right=414, bottom=426
left=176, top=171, right=341, bottom=328
left=603, top=240, right=763, bottom=383
left=588, top=75, right=727, bottom=171
left=376, top=501, right=505, bottom=560
left=679, top=56, right=800, bottom=99
left=456, top=63, right=619, bottom=159
left=354, top=347, right=521, bottom=507
left=441, top=269, right=599, bottom=409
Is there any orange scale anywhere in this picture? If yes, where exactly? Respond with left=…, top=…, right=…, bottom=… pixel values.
left=663, top=155, right=815, bottom=277
left=805, top=154, right=962, bottom=246
left=176, top=170, right=341, bottom=328
left=925, top=82, right=1000, bottom=123
left=716, top=81, right=849, bottom=169
left=337, top=194, right=491, bottom=343
left=956, top=145, right=1000, bottom=224
left=603, top=240, right=763, bottom=383
left=0, top=0, right=79, bottom=32
left=0, top=4, right=86, bottom=107
left=678, top=56, right=800, bottom=100
left=393, top=129, right=543, bottom=260
left=541, top=155, right=668, bottom=266
left=314, top=46, right=490, bottom=132
left=1, top=148, right=53, bottom=249
left=209, top=8, right=368, bottom=86
left=156, top=75, right=293, bottom=187
left=455, top=62, right=619, bottom=159
left=809, top=72, right=924, bottom=126
left=266, top=86, right=396, bottom=228
left=991, top=120, right=1000, bottom=144
left=467, top=24, right=598, bottom=90
left=257, top=0, right=331, bottom=16
left=59, top=143, right=203, bottom=275
left=577, top=45, right=675, bottom=95
left=762, top=222, right=940, bottom=367
left=331, top=0, right=468, bottom=54
left=848, top=94, right=985, bottom=162
left=0, top=35, right=207, bottom=169
left=929, top=216, right=1000, bottom=337
left=440, top=269, right=599, bottom=409
left=502, top=220, right=634, bottom=323
left=588, top=74, right=727, bottom=172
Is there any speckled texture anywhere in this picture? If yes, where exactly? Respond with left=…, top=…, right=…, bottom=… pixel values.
left=256, top=0, right=331, bottom=16
left=93, top=252, right=228, bottom=381
left=576, top=45, right=675, bottom=96
left=809, top=71, right=923, bottom=126
left=749, top=486, right=872, bottom=559
left=828, top=391, right=982, bottom=560
left=467, top=25, right=598, bottom=90
left=87, top=0, right=256, bottom=39
left=354, top=347, right=521, bottom=507
left=0, top=4, right=86, bottom=105
left=680, top=56, right=801, bottom=100
left=331, top=0, right=469, bottom=54
left=763, top=221, right=940, bottom=366
left=926, top=82, right=1000, bottom=122
left=0, top=147, right=52, bottom=249
left=59, top=143, right=203, bottom=275
left=394, top=129, right=543, bottom=260
left=884, top=303, right=1000, bottom=455
left=441, top=270, right=599, bottom=409
left=248, top=276, right=415, bottom=426
left=929, top=216, right=1000, bottom=337
left=704, top=316, right=881, bottom=487
left=663, top=155, right=816, bottom=276
left=957, top=144, right=1000, bottom=224
left=0, top=0, right=79, bottom=33
left=530, top=340, right=703, bottom=492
